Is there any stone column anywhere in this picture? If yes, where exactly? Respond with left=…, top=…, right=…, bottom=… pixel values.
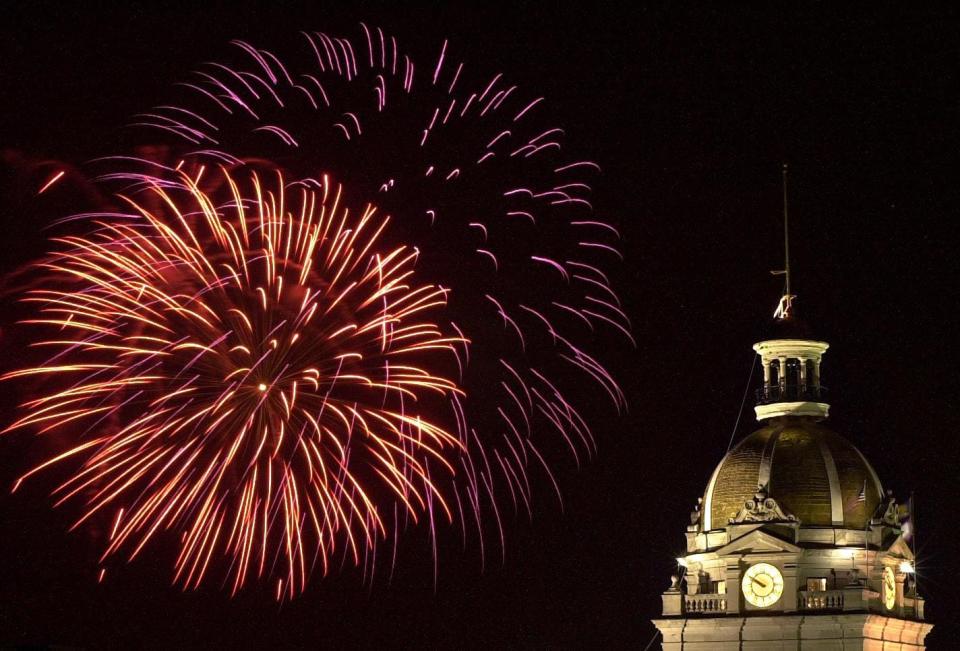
left=725, top=561, right=742, bottom=614
left=778, top=357, right=788, bottom=397
left=896, top=573, right=907, bottom=618
left=782, top=562, right=799, bottom=611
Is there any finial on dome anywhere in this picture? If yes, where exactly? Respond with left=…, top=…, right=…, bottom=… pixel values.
left=770, top=163, right=795, bottom=320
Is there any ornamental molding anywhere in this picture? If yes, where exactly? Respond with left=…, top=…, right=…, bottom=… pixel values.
left=730, top=487, right=798, bottom=524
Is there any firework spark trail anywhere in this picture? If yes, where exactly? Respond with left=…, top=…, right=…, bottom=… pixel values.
left=4, top=24, right=631, bottom=596
left=131, top=29, right=630, bottom=462
left=4, top=169, right=470, bottom=597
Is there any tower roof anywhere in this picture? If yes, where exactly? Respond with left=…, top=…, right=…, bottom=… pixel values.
left=757, top=313, right=816, bottom=341
left=702, top=418, right=884, bottom=531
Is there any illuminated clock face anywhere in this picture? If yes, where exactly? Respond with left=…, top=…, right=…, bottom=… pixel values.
left=882, top=567, right=896, bottom=610
left=741, top=562, right=784, bottom=608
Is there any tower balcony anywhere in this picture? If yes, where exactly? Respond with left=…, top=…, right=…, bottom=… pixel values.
left=682, top=592, right=727, bottom=615
left=798, top=588, right=848, bottom=611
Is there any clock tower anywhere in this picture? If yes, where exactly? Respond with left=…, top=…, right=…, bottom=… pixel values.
left=651, top=315, right=932, bottom=649
left=651, top=171, right=933, bottom=649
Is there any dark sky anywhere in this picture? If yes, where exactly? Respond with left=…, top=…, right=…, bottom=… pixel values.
left=1, top=3, right=957, bottom=649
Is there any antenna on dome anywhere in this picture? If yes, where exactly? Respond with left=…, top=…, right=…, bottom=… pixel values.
left=771, top=163, right=794, bottom=319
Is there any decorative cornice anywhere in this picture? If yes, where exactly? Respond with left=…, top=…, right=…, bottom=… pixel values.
left=752, top=339, right=829, bottom=361
left=755, top=401, right=829, bottom=421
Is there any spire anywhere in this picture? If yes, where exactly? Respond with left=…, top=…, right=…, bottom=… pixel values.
left=753, top=164, right=830, bottom=422
left=771, top=163, right=795, bottom=320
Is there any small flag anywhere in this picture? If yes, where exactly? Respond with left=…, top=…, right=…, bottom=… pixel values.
left=899, top=493, right=913, bottom=537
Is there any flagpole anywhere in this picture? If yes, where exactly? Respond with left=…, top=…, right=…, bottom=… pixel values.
left=864, top=484, right=886, bottom=593
left=911, top=491, right=917, bottom=596
left=862, top=479, right=870, bottom=585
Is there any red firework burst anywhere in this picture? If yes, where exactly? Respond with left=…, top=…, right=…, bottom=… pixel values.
left=3, top=169, right=467, bottom=598
left=4, top=24, right=632, bottom=598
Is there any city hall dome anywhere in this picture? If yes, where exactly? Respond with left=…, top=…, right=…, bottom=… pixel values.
left=702, top=418, right=884, bottom=531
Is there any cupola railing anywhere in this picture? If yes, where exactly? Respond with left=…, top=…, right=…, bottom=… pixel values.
left=755, top=383, right=828, bottom=405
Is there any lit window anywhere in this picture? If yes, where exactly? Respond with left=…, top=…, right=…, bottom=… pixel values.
left=806, top=577, right=827, bottom=592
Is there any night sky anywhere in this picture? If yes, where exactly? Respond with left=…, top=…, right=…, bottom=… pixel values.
left=1, top=3, right=957, bottom=649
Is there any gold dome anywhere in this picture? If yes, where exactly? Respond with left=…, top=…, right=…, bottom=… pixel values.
left=702, top=418, right=884, bottom=530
